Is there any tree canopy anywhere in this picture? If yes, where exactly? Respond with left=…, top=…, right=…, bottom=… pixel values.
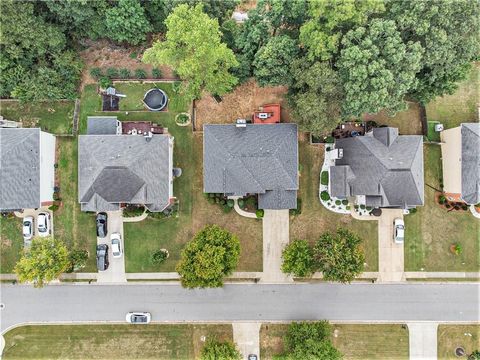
left=300, top=0, right=385, bottom=61
left=338, top=19, right=422, bottom=117
left=200, top=339, right=242, bottom=360
left=143, top=4, right=238, bottom=100
left=176, top=225, right=240, bottom=288
left=288, top=60, right=343, bottom=135
left=14, top=237, right=70, bottom=288
left=386, top=0, right=480, bottom=104
left=313, top=228, right=365, bottom=283
left=105, top=0, right=152, bottom=45
left=281, top=239, right=315, bottom=277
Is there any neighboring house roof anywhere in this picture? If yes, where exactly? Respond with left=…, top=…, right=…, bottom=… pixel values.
left=203, top=123, right=298, bottom=209
left=461, top=123, right=480, bottom=204
left=330, top=127, right=424, bottom=208
left=78, top=134, right=172, bottom=212
left=0, top=128, right=40, bottom=210
left=87, top=117, right=119, bottom=135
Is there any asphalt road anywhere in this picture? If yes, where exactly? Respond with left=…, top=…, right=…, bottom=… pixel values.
left=1, top=283, right=478, bottom=333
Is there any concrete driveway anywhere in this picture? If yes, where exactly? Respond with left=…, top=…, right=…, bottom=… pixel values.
left=261, top=209, right=292, bottom=283
left=96, top=210, right=126, bottom=283
left=378, top=209, right=405, bottom=282
left=14, top=207, right=54, bottom=240
left=233, top=323, right=261, bottom=360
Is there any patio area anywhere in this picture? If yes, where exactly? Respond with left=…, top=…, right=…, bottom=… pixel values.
left=122, top=121, right=166, bottom=135
left=332, top=121, right=367, bottom=139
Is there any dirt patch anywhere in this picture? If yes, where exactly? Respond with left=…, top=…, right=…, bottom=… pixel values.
left=362, top=101, right=423, bottom=135
left=79, top=39, right=175, bottom=90
left=194, top=79, right=290, bottom=130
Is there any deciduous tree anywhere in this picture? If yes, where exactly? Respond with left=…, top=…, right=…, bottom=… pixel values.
left=281, top=240, right=315, bottom=277
left=105, top=0, right=152, bottom=45
left=288, top=60, right=343, bottom=136
left=143, top=4, right=238, bottom=100
left=338, top=19, right=422, bottom=117
left=201, top=339, right=242, bottom=360
left=176, top=225, right=240, bottom=288
left=313, top=228, right=365, bottom=283
left=14, top=237, right=70, bottom=288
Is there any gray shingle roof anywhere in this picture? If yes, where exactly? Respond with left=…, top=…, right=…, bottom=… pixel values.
left=461, top=123, right=480, bottom=204
left=330, top=128, right=424, bottom=208
left=0, top=128, right=40, bottom=210
left=203, top=124, right=298, bottom=209
left=78, top=134, right=172, bottom=212
left=87, top=117, right=119, bottom=135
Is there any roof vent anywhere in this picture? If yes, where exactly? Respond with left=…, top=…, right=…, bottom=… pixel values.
left=236, top=119, right=247, bottom=128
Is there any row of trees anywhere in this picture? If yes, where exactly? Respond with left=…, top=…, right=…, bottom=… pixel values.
left=281, top=229, right=365, bottom=283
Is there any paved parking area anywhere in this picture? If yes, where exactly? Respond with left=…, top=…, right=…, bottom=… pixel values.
left=378, top=209, right=405, bottom=282
left=261, top=209, right=292, bottom=283
left=233, top=323, right=261, bottom=360
left=96, top=210, right=126, bottom=283
left=14, top=207, right=54, bottom=240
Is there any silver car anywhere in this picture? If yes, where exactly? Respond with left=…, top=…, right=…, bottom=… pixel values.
left=111, top=232, right=122, bottom=258
left=37, top=212, right=50, bottom=237
left=22, top=216, right=34, bottom=244
left=126, top=312, right=151, bottom=324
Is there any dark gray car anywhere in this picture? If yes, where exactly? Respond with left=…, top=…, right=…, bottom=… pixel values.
left=96, top=244, right=109, bottom=271
left=96, top=212, right=108, bottom=238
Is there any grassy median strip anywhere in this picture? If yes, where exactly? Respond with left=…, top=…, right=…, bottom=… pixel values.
left=3, top=324, right=233, bottom=359
left=437, top=324, right=480, bottom=360
left=260, top=323, right=409, bottom=360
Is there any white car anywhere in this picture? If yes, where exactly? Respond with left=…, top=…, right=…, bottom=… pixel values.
left=126, top=312, right=151, bottom=324
left=393, top=218, right=405, bottom=244
left=111, top=232, right=122, bottom=258
left=22, top=216, right=34, bottom=243
left=37, top=212, right=50, bottom=237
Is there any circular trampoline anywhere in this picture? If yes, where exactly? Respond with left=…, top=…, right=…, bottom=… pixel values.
left=143, top=88, right=168, bottom=111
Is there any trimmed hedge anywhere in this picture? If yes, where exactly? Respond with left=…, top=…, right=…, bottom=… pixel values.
left=320, top=191, right=330, bottom=201
left=320, top=171, right=329, bottom=186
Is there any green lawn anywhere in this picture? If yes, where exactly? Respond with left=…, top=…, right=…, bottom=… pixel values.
left=404, top=145, right=479, bottom=271
left=426, top=121, right=441, bottom=142
left=438, top=325, right=480, bottom=360
left=114, top=81, right=189, bottom=113
left=290, top=140, right=379, bottom=272
left=0, top=215, right=23, bottom=273
left=3, top=324, right=233, bottom=359
left=426, top=62, right=479, bottom=129
left=260, top=323, right=409, bottom=360
left=0, top=100, right=75, bottom=135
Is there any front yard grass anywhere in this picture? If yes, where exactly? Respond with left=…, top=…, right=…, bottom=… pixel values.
left=426, top=62, right=479, bottom=129
left=290, top=138, right=379, bottom=272
left=260, top=323, right=409, bottom=360
left=404, top=145, right=479, bottom=271
left=0, top=216, right=23, bottom=273
left=437, top=325, right=480, bottom=360
left=3, top=324, right=233, bottom=359
left=0, top=100, right=75, bottom=135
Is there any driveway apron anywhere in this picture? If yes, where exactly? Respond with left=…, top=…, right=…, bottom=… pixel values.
left=378, top=209, right=405, bottom=282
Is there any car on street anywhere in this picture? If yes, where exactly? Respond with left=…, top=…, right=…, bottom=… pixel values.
left=96, top=244, right=109, bottom=271
left=248, top=355, right=258, bottom=360
left=37, top=212, right=50, bottom=237
left=96, top=212, right=108, bottom=238
left=111, top=232, right=122, bottom=258
left=126, top=312, right=151, bottom=324
left=393, top=218, right=405, bottom=244
left=22, top=216, right=34, bottom=243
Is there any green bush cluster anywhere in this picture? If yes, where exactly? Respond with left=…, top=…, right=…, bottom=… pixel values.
left=204, top=193, right=234, bottom=214
left=123, top=205, right=145, bottom=217
left=320, top=191, right=330, bottom=201
left=320, top=171, right=329, bottom=186
left=255, top=209, right=264, bottom=218
left=152, top=67, right=162, bottom=78
left=119, top=68, right=131, bottom=78
left=151, top=249, right=168, bottom=264
left=135, top=68, right=147, bottom=79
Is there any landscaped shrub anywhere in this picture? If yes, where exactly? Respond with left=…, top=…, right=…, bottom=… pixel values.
left=135, top=68, right=147, bottom=79
left=325, top=136, right=334, bottom=143
left=208, top=193, right=216, bottom=198
left=48, top=204, right=59, bottom=212
left=152, top=68, right=162, bottom=78
left=123, top=205, right=145, bottom=217
left=99, top=76, right=111, bottom=89
left=462, top=204, right=468, bottom=210
left=220, top=199, right=226, bottom=205
left=215, top=197, right=220, bottom=204
left=256, top=209, right=264, bottom=218
left=68, top=249, right=89, bottom=272
left=439, top=195, right=446, bottom=204
left=223, top=204, right=233, bottom=213
left=151, top=249, right=169, bottom=264
left=208, top=197, right=215, bottom=204
left=238, top=199, right=245, bottom=208
left=106, top=67, right=118, bottom=78
left=409, top=208, right=417, bottom=214
left=227, top=199, right=234, bottom=208
left=320, top=191, right=330, bottom=201
left=119, top=68, right=131, bottom=78
left=342, top=200, right=348, bottom=205
left=445, top=204, right=451, bottom=209
left=290, top=198, right=302, bottom=216
left=176, top=113, right=189, bottom=124
left=90, top=67, right=102, bottom=79
left=245, top=197, right=257, bottom=208
left=335, top=200, right=341, bottom=205
left=451, top=243, right=463, bottom=255
left=129, top=52, right=137, bottom=59
left=354, top=205, right=359, bottom=209
left=366, top=206, right=372, bottom=211
left=320, top=171, right=329, bottom=186
left=346, top=206, right=350, bottom=210
left=360, top=204, right=366, bottom=210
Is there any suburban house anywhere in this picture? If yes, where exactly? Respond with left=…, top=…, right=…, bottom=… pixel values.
left=0, top=128, right=56, bottom=211
left=78, top=116, right=174, bottom=212
left=203, top=122, right=298, bottom=209
left=329, top=127, right=424, bottom=209
left=440, top=122, right=480, bottom=204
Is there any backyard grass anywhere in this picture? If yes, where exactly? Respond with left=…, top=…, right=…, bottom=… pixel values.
left=260, top=323, right=409, bottom=360
left=0, top=216, right=23, bottom=273
left=404, top=145, right=479, bottom=271
left=3, top=324, right=233, bottom=359
left=0, top=100, right=75, bottom=135
left=426, top=62, right=479, bottom=129
left=426, top=121, right=441, bottom=142
left=362, top=101, right=423, bottom=135
left=290, top=138, right=379, bottom=271
left=438, top=325, right=480, bottom=360
left=54, top=137, right=97, bottom=272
